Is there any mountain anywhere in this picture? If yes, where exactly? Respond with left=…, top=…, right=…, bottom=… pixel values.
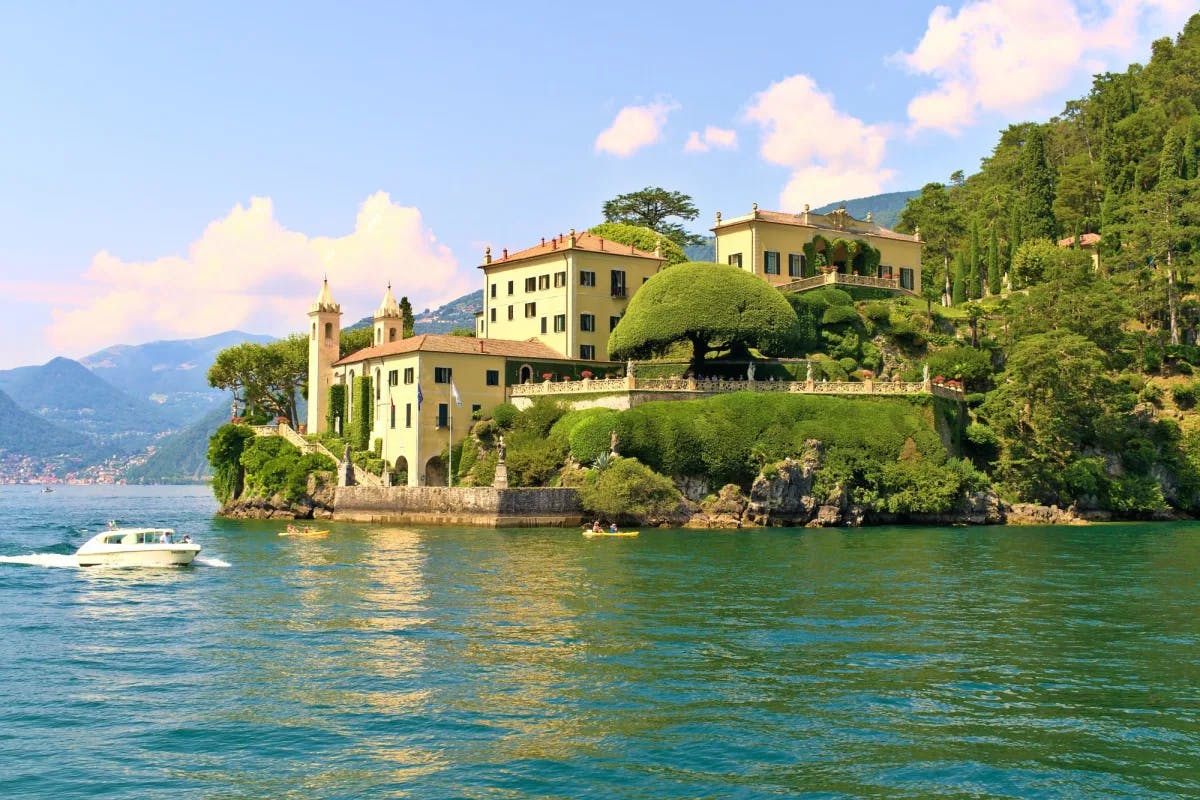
left=685, top=239, right=716, bottom=262
left=813, top=190, right=919, bottom=230
left=0, top=357, right=169, bottom=451
left=124, top=404, right=228, bottom=483
left=81, top=330, right=274, bottom=426
left=0, top=387, right=92, bottom=460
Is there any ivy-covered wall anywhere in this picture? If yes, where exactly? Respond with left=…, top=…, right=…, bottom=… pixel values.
left=351, top=375, right=373, bottom=451
left=326, top=384, right=346, bottom=434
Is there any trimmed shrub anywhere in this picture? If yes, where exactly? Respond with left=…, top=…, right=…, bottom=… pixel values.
left=492, top=402, right=519, bottom=429
left=1172, top=383, right=1198, bottom=410
left=326, top=384, right=346, bottom=433
left=578, top=458, right=680, bottom=522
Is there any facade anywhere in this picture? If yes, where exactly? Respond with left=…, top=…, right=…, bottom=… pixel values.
left=476, top=229, right=666, bottom=361
left=306, top=279, right=342, bottom=435
left=713, top=204, right=923, bottom=294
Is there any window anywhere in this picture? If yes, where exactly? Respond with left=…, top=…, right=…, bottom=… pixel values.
left=580, top=313, right=595, bottom=332
left=375, top=369, right=381, bottom=399
left=900, top=268, right=915, bottom=290
left=486, top=369, right=500, bottom=386
left=434, top=367, right=452, bottom=383
left=524, top=277, right=537, bottom=292
left=540, top=317, right=547, bottom=334
left=388, top=369, right=399, bottom=386
left=553, top=314, right=566, bottom=332
left=405, top=403, right=412, bottom=428
left=390, top=404, right=396, bottom=429
left=580, top=270, right=596, bottom=287
left=580, top=344, right=595, bottom=359
left=728, top=253, right=742, bottom=268
left=524, top=302, right=536, bottom=318
left=437, top=403, right=449, bottom=428
left=788, top=253, right=804, bottom=277
left=490, top=308, right=496, bottom=322
left=507, top=280, right=514, bottom=295
left=764, top=251, right=780, bottom=275
left=538, top=274, right=549, bottom=290
left=403, top=367, right=414, bottom=384
left=490, top=283, right=496, bottom=298
left=610, top=315, right=621, bottom=331
left=610, top=269, right=626, bottom=297
left=554, top=271, right=566, bottom=287
left=507, top=305, right=514, bottom=321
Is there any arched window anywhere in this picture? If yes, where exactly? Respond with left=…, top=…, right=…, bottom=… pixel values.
left=311, top=322, right=316, bottom=341
left=375, top=369, right=381, bottom=400
left=389, top=326, right=396, bottom=342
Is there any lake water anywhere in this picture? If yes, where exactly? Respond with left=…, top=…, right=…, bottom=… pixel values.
left=1, top=485, right=1198, bottom=798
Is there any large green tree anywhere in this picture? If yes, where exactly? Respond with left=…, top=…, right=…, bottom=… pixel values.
left=608, top=262, right=797, bottom=373
left=602, top=187, right=704, bottom=248
left=207, top=334, right=308, bottom=427
left=896, top=182, right=964, bottom=300
left=1020, top=126, right=1058, bottom=240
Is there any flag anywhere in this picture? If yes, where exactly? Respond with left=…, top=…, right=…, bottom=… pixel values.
left=417, top=383, right=423, bottom=410
left=450, top=381, right=463, bottom=407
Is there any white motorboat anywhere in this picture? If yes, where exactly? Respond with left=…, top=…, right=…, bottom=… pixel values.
left=75, top=527, right=200, bottom=567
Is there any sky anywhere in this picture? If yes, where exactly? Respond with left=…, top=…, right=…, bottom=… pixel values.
left=0, top=0, right=1193, bottom=369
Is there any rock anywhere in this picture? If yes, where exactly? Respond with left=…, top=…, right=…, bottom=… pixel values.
left=808, top=505, right=843, bottom=527
left=746, top=443, right=823, bottom=526
left=1006, top=503, right=1087, bottom=525
left=674, top=475, right=710, bottom=503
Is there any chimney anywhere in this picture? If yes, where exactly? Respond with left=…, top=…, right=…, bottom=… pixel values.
left=715, top=211, right=722, bottom=224
left=484, top=246, right=492, bottom=265
left=568, top=228, right=577, bottom=247
left=599, top=237, right=604, bottom=250
left=541, top=236, right=545, bottom=246
left=502, top=248, right=508, bottom=259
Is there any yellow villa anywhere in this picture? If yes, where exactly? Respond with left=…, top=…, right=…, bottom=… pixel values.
left=308, top=279, right=603, bottom=487
left=476, top=229, right=666, bottom=361
left=713, top=204, right=923, bottom=294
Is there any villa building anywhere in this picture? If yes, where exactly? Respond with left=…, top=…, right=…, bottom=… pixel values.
left=475, top=229, right=666, bottom=361
left=713, top=204, right=923, bottom=294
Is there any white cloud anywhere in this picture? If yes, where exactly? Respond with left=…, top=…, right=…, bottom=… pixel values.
left=684, top=126, right=738, bottom=153
left=743, top=75, right=895, bottom=210
left=899, top=0, right=1195, bottom=134
left=594, top=101, right=678, bottom=157
left=47, top=192, right=471, bottom=353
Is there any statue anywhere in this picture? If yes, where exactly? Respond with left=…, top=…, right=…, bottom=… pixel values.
left=610, top=428, right=619, bottom=456
left=497, top=434, right=506, bottom=463
left=343, top=442, right=352, bottom=463
left=626, top=359, right=634, bottom=378
left=747, top=362, right=756, bottom=381
left=806, top=362, right=814, bottom=382
left=923, top=364, right=930, bottom=382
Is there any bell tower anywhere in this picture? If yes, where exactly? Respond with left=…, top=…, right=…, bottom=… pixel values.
left=307, top=278, right=342, bottom=434
left=373, top=282, right=402, bottom=345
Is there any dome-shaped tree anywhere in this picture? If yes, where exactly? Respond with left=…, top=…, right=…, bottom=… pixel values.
left=608, top=262, right=797, bottom=374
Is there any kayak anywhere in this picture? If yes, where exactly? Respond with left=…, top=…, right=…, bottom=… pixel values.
left=583, top=530, right=639, bottom=537
left=279, top=528, right=329, bottom=537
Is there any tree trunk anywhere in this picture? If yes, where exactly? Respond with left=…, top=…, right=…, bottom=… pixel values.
left=1168, top=248, right=1179, bottom=346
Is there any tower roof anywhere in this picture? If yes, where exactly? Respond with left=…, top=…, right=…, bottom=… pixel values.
left=309, top=278, right=341, bottom=314
left=375, top=282, right=401, bottom=319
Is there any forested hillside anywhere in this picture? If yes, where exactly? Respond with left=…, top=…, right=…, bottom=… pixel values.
left=889, top=14, right=1200, bottom=514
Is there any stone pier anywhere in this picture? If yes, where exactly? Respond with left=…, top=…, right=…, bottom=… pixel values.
left=333, top=486, right=583, bottom=527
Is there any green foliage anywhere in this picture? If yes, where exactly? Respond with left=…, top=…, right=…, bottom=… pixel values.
left=326, top=384, right=346, bottom=433
left=608, top=262, right=797, bottom=372
left=339, top=326, right=373, bottom=357
left=864, top=302, right=891, bottom=323
left=879, top=456, right=988, bottom=514
left=568, top=410, right=620, bottom=463
left=207, top=423, right=255, bottom=503
left=587, top=221, right=688, bottom=265
left=1020, top=126, right=1058, bottom=241
left=399, top=296, right=415, bottom=338
left=821, top=305, right=859, bottom=326
left=578, top=457, right=681, bottom=522
left=350, top=375, right=373, bottom=451
left=239, top=435, right=336, bottom=504
left=492, top=402, right=519, bottom=429
left=925, top=346, right=993, bottom=391
left=207, top=334, right=308, bottom=427
left=1172, top=382, right=1198, bottom=409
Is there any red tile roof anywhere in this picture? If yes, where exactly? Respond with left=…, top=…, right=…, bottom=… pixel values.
left=334, top=334, right=574, bottom=366
left=1058, top=232, right=1101, bottom=247
left=480, top=231, right=661, bottom=269
left=714, top=208, right=920, bottom=243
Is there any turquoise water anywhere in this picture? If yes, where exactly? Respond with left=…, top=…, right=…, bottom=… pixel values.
left=1, top=485, right=1199, bottom=798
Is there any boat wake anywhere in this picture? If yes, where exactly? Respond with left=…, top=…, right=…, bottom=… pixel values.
left=0, top=553, right=78, bottom=568
left=194, top=556, right=231, bottom=568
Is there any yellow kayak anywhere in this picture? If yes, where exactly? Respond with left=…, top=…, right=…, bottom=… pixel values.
left=279, top=527, right=329, bottom=537
left=583, top=530, right=639, bottom=537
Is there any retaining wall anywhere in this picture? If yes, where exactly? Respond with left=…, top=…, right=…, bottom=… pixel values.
left=333, top=485, right=584, bottom=527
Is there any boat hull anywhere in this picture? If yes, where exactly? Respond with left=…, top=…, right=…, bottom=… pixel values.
left=76, top=545, right=200, bottom=567
left=583, top=531, right=639, bottom=537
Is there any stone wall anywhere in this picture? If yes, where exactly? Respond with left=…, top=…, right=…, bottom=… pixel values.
left=333, top=485, right=584, bottom=527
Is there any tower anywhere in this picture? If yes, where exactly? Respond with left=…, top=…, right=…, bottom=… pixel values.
left=307, top=278, right=342, bottom=434
left=373, top=282, right=402, bottom=345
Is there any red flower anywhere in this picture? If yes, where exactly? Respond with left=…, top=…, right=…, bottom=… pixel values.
left=581, top=370, right=593, bottom=379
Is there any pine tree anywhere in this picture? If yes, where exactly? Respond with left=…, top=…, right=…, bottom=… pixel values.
left=952, top=252, right=967, bottom=305
left=1020, top=126, right=1057, bottom=240
left=988, top=226, right=1002, bottom=295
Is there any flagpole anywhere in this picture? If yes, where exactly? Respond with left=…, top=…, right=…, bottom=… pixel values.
left=448, top=395, right=453, bottom=487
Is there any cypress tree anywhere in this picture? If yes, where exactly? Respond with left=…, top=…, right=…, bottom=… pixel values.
left=952, top=251, right=967, bottom=305
left=1184, top=118, right=1199, bottom=181
left=988, top=226, right=1001, bottom=295
left=1160, top=124, right=1186, bottom=183
left=1020, top=126, right=1057, bottom=240
left=399, top=296, right=415, bottom=338
left=968, top=219, right=982, bottom=299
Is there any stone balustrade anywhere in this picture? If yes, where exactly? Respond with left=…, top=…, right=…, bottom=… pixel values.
left=775, top=271, right=912, bottom=295
left=510, top=376, right=964, bottom=401
left=248, top=421, right=382, bottom=487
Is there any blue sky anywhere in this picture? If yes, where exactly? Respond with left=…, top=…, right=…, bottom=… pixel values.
left=0, top=0, right=1191, bottom=368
